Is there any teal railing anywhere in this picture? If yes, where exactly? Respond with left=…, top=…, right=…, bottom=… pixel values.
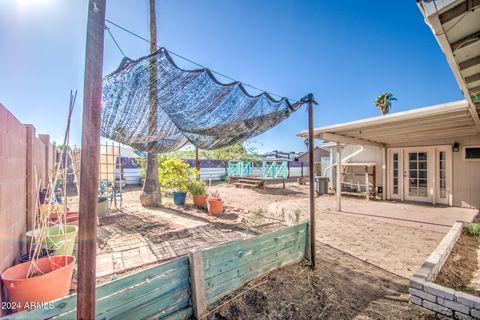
left=262, top=160, right=288, bottom=179
left=227, top=161, right=253, bottom=177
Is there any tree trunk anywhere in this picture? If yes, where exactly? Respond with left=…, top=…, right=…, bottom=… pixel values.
left=140, top=0, right=162, bottom=207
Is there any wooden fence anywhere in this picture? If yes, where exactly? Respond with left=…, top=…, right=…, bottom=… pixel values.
left=2, top=223, right=308, bottom=320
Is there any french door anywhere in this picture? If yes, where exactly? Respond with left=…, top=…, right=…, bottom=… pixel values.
left=388, top=147, right=451, bottom=205
left=404, top=149, right=431, bottom=202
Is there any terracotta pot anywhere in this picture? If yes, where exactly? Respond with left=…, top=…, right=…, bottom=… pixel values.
left=49, top=211, right=79, bottom=226
left=192, top=194, right=208, bottom=208
left=1, top=256, right=75, bottom=313
left=208, top=199, right=224, bottom=215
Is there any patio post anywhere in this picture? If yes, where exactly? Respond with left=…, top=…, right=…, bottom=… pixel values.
left=195, top=146, right=200, bottom=180
left=336, top=142, right=342, bottom=211
left=307, top=93, right=316, bottom=269
left=382, top=147, right=386, bottom=200
left=77, top=0, right=106, bottom=319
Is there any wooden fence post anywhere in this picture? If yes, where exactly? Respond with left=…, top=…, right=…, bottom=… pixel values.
left=77, top=1, right=106, bottom=319
left=189, top=250, right=208, bottom=320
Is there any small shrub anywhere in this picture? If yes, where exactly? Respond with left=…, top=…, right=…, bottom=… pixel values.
left=158, top=158, right=197, bottom=192
left=189, top=180, right=206, bottom=195
left=210, top=190, right=221, bottom=200
left=465, top=223, right=480, bottom=238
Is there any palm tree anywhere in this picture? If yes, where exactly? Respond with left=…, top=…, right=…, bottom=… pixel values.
left=374, top=93, right=397, bottom=115
left=140, top=0, right=162, bottom=207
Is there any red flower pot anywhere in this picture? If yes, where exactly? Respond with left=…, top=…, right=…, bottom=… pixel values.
left=193, top=194, right=208, bottom=208
left=208, top=199, right=224, bottom=215
left=49, top=211, right=79, bottom=226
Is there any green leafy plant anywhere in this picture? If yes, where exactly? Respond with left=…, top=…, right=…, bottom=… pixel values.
left=188, top=180, right=206, bottom=195
left=466, top=223, right=480, bottom=238
left=158, top=158, right=197, bottom=192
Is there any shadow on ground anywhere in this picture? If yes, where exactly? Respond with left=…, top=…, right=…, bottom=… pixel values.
left=208, top=241, right=437, bottom=320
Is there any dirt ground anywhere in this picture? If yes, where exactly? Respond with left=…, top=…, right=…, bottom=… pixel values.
left=207, top=249, right=436, bottom=320
left=66, top=181, right=478, bottom=318
left=169, top=182, right=454, bottom=279
left=436, top=231, right=480, bottom=297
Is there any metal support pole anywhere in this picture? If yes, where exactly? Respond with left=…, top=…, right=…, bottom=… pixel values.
left=195, top=146, right=200, bottom=180
left=77, top=1, right=106, bottom=319
left=307, top=94, right=317, bottom=269
left=336, top=142, right=342, bottom=212
left=382, top=147, right=386, bottom=200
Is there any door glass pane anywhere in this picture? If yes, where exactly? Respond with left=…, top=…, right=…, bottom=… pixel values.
left=439, top=151, right=446, bottom=199
left=419, top=170, right=427, bottom=179
left=408, top=152, right=428, bottom=198
left=392, top=153, right=399, bottom=194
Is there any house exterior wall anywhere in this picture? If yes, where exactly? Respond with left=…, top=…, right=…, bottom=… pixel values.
left=387, top=134, right=480, bottom=209
left=329, top=145, right=385, bottom=193
left=298, top=147, right=330, bottom=162
left=324, top=134, right=480, bottom=208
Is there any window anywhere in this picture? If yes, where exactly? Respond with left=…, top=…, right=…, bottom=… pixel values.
left=464, top=146, right=480, bottom=161
left=393, top=153, right=399, bottom=194
left=439, top=151, right=446, bottom=199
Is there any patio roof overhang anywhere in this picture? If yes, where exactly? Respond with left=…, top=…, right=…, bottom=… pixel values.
left=417, top=0, right=480, bottom=131
left=297, top=100, right=478, bottom=147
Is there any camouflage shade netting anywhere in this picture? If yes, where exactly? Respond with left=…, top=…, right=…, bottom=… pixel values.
left=101, top=48, right=305, bottom=152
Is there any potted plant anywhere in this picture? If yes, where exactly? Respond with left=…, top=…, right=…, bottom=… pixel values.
left=189, top=180, right=207, bottom=208
left=1, top=256, right=76, bottom=313
left=159, top=158, right=195, bottom=206
left=26, top=225, right=78, bottom=256
left=97, top=196, right=109, bottom=217
left=208, top=190, right=224, bottom=215
left=3, top=189, right=75, bottom=313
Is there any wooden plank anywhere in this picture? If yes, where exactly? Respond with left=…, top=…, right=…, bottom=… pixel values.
left=318, top=132, right=385, bottom=148
left=157, top=306, right=193, bottom=320
left=203, top=223, right=306, bottom=260
left=96, top=257, right=188, bottom=299
left=204, top=227, right=304, bottom=265
left=205, top=241, right=305, bottom=291
left=0, top=295, right=77, bottom=320
left=204, top=236, right=303, bottom=279
left=308, top=96, right=316, bottom=269
left=204, top=233, right=305, bottom=280
left=203, top=231, right=305, bottom=273
left=115, top=287, right=190, bottom=320
left=56, top=276, right=190, bottom=320
left=1, top=258, right=189, bottom=320
left=77, top=0, right=106, bottom=318
left=188, top=250, right=207, bottom=320
left=206, top=251, right=304, bottom=304
left=96, top=269, right=189, bottom=315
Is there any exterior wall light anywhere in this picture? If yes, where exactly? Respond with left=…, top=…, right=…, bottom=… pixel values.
left=453, top=142, right=459, bottom=152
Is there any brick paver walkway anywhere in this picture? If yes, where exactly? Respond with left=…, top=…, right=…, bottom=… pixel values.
left=96, top=210, right=255, bottom=277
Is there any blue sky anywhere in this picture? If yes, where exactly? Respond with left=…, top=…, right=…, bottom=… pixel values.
left=0, top=0, right=463, bottom=153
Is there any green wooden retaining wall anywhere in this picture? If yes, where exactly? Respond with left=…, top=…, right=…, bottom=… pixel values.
left=2, top=257, right=192, bottom=320
left=2, top=223, right=307, bottom=320
left=202, top=223, right=307, bottom=305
